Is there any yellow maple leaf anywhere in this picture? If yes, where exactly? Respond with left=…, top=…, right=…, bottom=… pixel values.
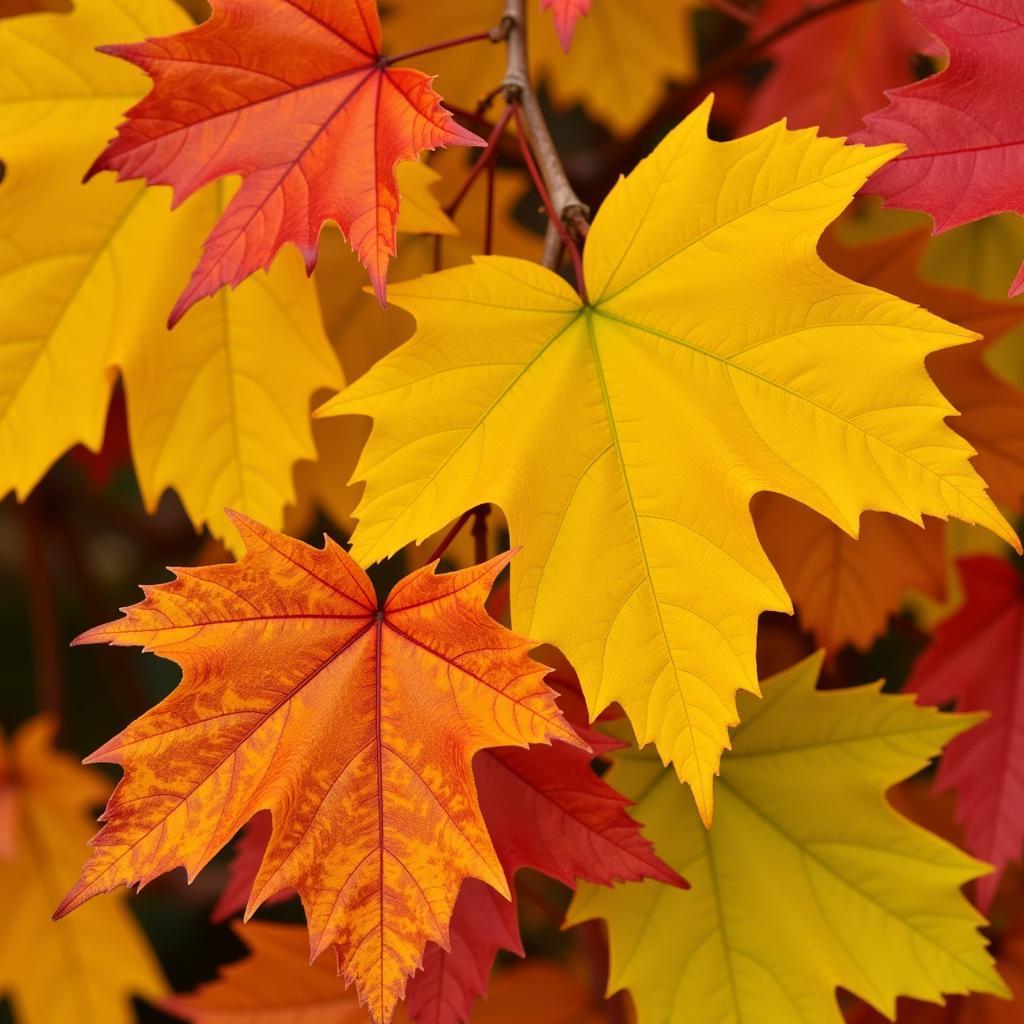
left=294, top=150, right=537, bottom=553
left=320, top=97, right=1016, bottom=824
left=836, top=198, right=1024, bottom=303
left=383, top=0, right=696, bottom=137
left=0, top=0, right=341, bottom=551
left=0, top=716, right=165, bottom=1024
left=566, top=654, right=1006, bottom=1024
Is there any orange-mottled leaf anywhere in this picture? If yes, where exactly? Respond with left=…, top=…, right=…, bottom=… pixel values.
left=59, top=514, right=581, bottom=1024
left=88, top=0, right=482, bottom=325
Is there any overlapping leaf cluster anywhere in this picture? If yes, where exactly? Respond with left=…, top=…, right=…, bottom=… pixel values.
left=3, top=1, right=1024, bottom=1024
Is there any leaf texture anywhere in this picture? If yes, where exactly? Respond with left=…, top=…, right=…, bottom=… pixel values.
left=59, top=514, right=582, bottom=1024
left=0, top=0, right=342, bottom=551
left=321, top=97, right=1015, bottom=823
left=909, top=555, right=1024, bottom=912
left=89, top=0, right=482, bottom=323
left=0, top=717, right=165, bottom=1024
left=855, top=0, right=1024, bottom=296
left=567, top=655, right=1006, bottom=1024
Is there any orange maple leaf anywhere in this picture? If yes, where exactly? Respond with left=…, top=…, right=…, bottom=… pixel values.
left=55, top=513, right=582, bottom=1024
left=88, top=0, right=483, bottom=325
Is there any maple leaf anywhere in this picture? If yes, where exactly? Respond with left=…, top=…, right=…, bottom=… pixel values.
left=210, top=812, right=292, bottom=924
left=320, top=97, right=1015, bottom=824
left=0, top=716, right=165, bottom=1024
left=405, top=713, right=684, bottom=1024
left=88, top=0, right=483, bottom=324
left=854, top=0, right=1024, bottom=297
left=0, top=0, right=342, bottom=552
left=741, top=0, right=934, bottom=138
left=845, top=928, right=1024, bottom=1023
left=541, top=0, right=591, bottom=50
left=755, top=496, right=948, bottom=652
left=291, top=152, right=539, bottom=549
left=163, top=920, right=372, bottom=1023
left=908, top=555, right=1024, bottom=912
left=208, top=672, right=682, bottom=1024
left=755, top=224, right=1024, bottom=652
left=463, top=961, right=611, bottom=1024
left=57, top=513, right=582, bottom=1024
left=567, top=654, right=1006, bottom=1024
left=383, top=0, right=697, bottom=137
left=164, top=922, right=610, bottom=1024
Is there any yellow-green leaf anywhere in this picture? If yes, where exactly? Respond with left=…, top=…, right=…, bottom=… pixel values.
left=566, top=655, right=1005, bottom=1024
left=320, top=97, right=1015, bottom=823
left=0, top=0, right=341, bottom=550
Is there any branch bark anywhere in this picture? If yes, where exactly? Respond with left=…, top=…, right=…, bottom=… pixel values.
left=500, top=0, right=589, bottom=239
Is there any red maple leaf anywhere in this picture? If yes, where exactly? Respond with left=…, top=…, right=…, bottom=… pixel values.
left=88, top=0, right=482, bottom=325
left=909, top=555, right=1024, bottom=911
left=741, top=0, right=933, bottom=138
left=540, top=0, right=592, bottom=50
left=404, top=690, right=685, bottom=1024
left=854, top=0, right=1024, bottom=296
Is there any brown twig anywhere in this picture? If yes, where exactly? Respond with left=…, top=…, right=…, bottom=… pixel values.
left=541, top=220, right=564, bottom=270
left=500, top=0, right=590, bottom=243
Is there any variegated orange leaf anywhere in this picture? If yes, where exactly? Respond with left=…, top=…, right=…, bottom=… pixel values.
left=57, top=514, right=582, bottom=1024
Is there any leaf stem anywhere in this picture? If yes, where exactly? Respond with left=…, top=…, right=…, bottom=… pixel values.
left=426, top=505, right=491, bottom=564
left=512, top=103, right=588, bottom=302
left=444, top=104, right=515, bottom=221
left=472, top=505, right=491, bottom=564
left=484, top=159, right=497, bottom=255
left=385, top=29, right=498, bottom=66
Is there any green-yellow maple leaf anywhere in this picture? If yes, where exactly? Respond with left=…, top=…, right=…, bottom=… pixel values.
left=566, top=654, right=1006, bottom=1024
left=0, top=0, right=341, bottom=550
left=320, top=97, right=1016, bottom=823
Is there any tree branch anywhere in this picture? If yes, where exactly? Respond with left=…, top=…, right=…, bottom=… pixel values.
left=500, top=0, right=589, bottom=240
